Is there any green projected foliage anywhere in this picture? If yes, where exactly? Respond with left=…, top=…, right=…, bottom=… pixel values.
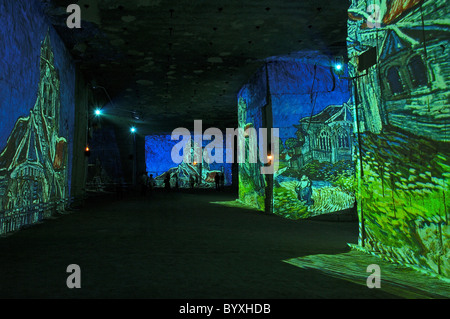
left=347, top=0, right=449, bottom=278
left=237, top=97, right=266, bottom=211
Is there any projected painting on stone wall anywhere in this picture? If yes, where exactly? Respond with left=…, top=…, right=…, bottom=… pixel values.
left=237, top=57, right=355, bottom=219
left=348, top=0, right=449, bottom=277
left=145, top=134, right=232, bottom=188
left=274, top=101, right=356, bottom=220
left=0, top=33, right=69, bottom=211
left=268, top=60, right=355, bottom=220
left=237, top=66, right=268, bottom=212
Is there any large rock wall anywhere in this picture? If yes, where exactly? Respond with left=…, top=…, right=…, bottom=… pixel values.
left=0, top=1, right=76, bottom=214
left=237, top=54, right=354, bottom=218
left=347, top=0, right=449, bottom=278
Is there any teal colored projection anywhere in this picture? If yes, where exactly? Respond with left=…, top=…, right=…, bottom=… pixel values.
left=0, top=0, right=76, bottom=235
left=347, top=0, right=449, bottom=278
left=237, top=66, right=268, bottom=211
left=0, top=33, right=70, bottom=213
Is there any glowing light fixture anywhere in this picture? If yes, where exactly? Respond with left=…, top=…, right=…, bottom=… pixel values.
left=94, top=109, right=102, bottom=116
left=333, top=56, right=345, bottom=75
left=130, top=127, right=137, bottom=133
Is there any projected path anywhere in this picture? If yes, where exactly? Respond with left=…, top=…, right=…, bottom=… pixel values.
left=0, top=190, right=444, bottom=299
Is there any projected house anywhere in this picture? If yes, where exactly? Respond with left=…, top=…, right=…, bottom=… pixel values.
left=348, top=0, right=449, bottom=142
left=348, top=0, right=449, bottom=278
left=292, top=102, right=353, bottom=169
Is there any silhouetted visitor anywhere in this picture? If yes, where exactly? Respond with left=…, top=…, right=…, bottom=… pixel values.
left=164, top=174, right=171, bottom=191
left=174, top=173, right=179, bottom=190
left=220, top=173, right=225, bottom=190
left=140, top=171, right=148, bottom=196
left=148, top=174, right=154, bottom=196
left=215, top=173, right=220, bottom=190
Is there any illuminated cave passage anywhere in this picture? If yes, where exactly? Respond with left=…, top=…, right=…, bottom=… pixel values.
left=0, top=0, right=448, bottom=299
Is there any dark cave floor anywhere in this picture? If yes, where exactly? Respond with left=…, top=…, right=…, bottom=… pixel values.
left=0, top=188, right=447, bottom=299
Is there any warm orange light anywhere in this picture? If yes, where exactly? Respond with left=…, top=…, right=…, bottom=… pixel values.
left=267, top=155, right=273, bottom=161
left=85, top=146, right=90, bottom=152
left=193, top=161, right=197, bottom=165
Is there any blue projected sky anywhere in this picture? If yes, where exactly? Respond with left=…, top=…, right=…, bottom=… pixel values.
left=145, top=135, right=179, bottom=177
left=268, top=60, right=350, bottom=142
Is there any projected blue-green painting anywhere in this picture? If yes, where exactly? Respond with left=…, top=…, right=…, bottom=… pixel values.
left=145, top=134, right=232, bottom=188
left=0, top=26, right=75, bottom=216
left=237, top=55, right=355, bottom=219
left=268, top=60, right=354, bottom=220
left=348, top=0, right=449, bottom=278
left=237, top=66, right=268, bottom=211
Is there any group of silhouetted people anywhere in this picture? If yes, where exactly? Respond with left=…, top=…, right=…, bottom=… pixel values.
left=140, top=171, right=155, bottom=196
left=164, top=173, right=179, bottom=191
left=139, top=171, right=225, bottom=194
left=189, top=175, right=199, bottom=188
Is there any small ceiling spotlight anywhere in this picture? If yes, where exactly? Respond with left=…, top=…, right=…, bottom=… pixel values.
left=130, top=127, right=137, bottom=133
left=94, top=109, right=102, bottom=116
left=333, top=56, right=345, bottom=75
